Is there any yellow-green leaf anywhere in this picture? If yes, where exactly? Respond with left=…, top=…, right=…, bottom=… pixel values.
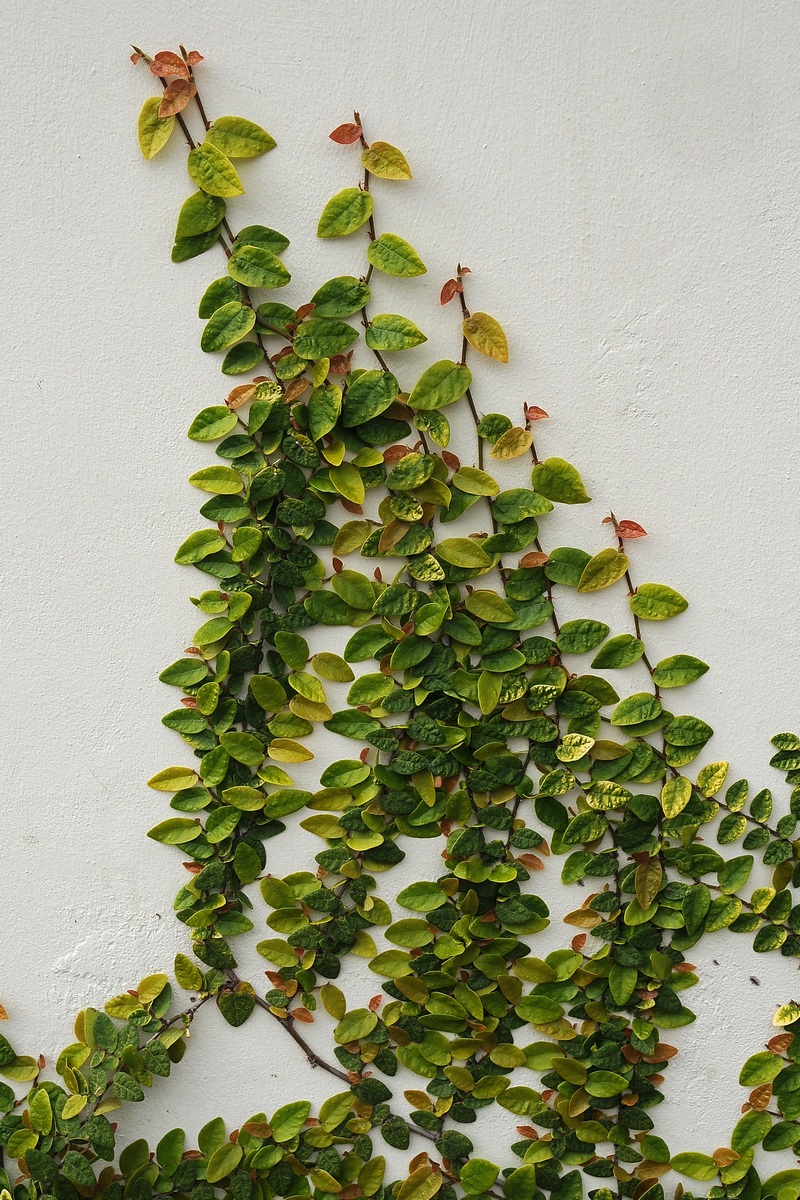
left=318, top=189, right=374, bottom=238
left=661, top=776, right=692, bottom=818
left=228, top=245, right=290, bottom=289
left=463, top=312, right=509, bottom=362
left=138, top=96, right=175, bottom=159
left=187, top=142, right=244, bottom=198
left=577, top=548, right=629, bottom=592
left=207, top=115, right=276, bottom=158
left=201, top=302, right=256, bottom=353
left=490, top=427, right=531, bottom=459
left=367, top=233, right=426, bottom=277
left=361, top=141, right=412, bottom=180
left=147, top=766, right=199, bottom=793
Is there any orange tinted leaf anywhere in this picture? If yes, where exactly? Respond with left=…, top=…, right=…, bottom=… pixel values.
left=227, top=384, right=257, bottom=409
left=526, top=405, right=549, bottom=421
left=151, top=51, right=190, bottom=77
left=186, top=51, right=204, bottom=66
left=748, top=1083, right=772, bottom=1110
left=617, top=520, right=647, bottom=539
left=292, top=1007, right=314, bottom=1023
left=440, top=278, right=461, bottom=305
left=159, top=78, right=197, bottom=117
left=463, top=312, right=509, bottom=362
left=519, top=551, right=548, bottom=567
left=0, top=1003, right=7, bottom=1020
left=330, top=123, right=363, bottom=145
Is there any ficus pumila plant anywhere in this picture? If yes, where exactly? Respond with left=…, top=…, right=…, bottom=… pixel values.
left=4, top=42, right=800, bottom=1200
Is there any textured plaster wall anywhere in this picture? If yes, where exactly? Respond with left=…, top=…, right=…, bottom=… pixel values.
left=3, top=0, right=800, bottom=1174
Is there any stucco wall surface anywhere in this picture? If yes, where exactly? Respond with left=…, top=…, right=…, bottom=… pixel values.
left=3, top=0, right=800, bottom=1178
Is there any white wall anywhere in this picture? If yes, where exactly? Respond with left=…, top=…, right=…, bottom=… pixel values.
left=3, top=0, right=800, bottom=1178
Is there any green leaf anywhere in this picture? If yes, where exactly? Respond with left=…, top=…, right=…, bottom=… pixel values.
left=294, top=318, right=359, bottom=359
left=206, top=1141, right=244, bottom=1183
left=557, top=620, right=609, bottom=654
left=437, top=538, right=492, bottom=569
left=739, top=1051, right=782, bottom=1086
left=147, top=766, right=199, bottom=792
left=317, top=188, right=374, bottom=238
left=175, top=529, right=226, bottom=564
left=187, top=142, right=244, bottom=198
left=62, top=1151, right=96, bottom=1189
left=460, top=1160, right=500, bottom=1194
left=174, top=953, right=204, bottom=992
left=652, top=654, right=709, bottom=687
left=228, top=245, right=290, bottom=289
left=366, top=313, right=427, bottom=352
left=188, top=406, right=239, bottom=441
left=201, top=302, right=256, bottom=353
left=577, top=549, right=629, bottom=592
left=217, top=982, right=255, bottom=1028
left=235, top=226, right=290, bottom=256
left=590, top=633, right=644, bottom=669
left=207, top=115, right=276, bottom=158
left=343, top=369, right=399, bottom=426
left=362, top=141, right=412, bottom=179
left=188, top=465, right=244, bottom=494
left=732, top=1111, right=771, bottom=1152
left=270, top=1100, right=311, bottom=1143
left=584, top=1070, right=629, bottom=1098
left=629, top=582, right=688, bottom=621
left=199, top=277, right=240, bottom=318
left=397, top=881, right=445, bottom=912
left=465, top=590, right=515, bottom=623
left=611, top=692, right=661, bottom=725
left=310, top=276, right=371, bottom=318
left=137, top=96, right=174, bottom=159
left=531, top=458, right=591, bottom=504
left=156, top=1128, right=186, bottom=1176
left=367, top=233, right=426, bottom=277
left=452, top=466, right=499, bottom=496
left=175, top=191, right=226, bottom=238
left=661, top=776, right=692, bottom=818
left=335, top=1008, right=378, bottom=1043
left=670, top=1153, right=719, bottom=1182
left=409, top=360, right=471, bottom=410
left=147, top=818, right=201, bottom=844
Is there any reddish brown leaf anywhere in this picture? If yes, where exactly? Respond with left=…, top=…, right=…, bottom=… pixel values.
left=330, top=122, right=363, bottom=145
left=441, top=450, right=460, bottom=470
left=292, top=1007, right=314, bottom=1023
left=0, top=1003, right=8, bottom=1020
left=515, top=1127, right=539, bottom=1140
left=183, top=861, right=203, bottom=874
left=571, top=934, right=587, bottom=952
left=266, top=971, right=287, bottom=991
left=359, top=748, right=370, bottom=764
left=519, top=853, right=544, bottom=870
left=242, top=1122, right=272, bottom=1138
left=440, top=278, right=462, bottom=306
left=273, top=345, right=295, bottom=362
left=748, top=1083, right=772, bottom=1110
left=768, top=1033, right=794, bottom=1053
left=383, top=444, right=411, bottom=463
left=130, top=52, right=143, bottom=65
left=328, top=354, right=352, bottom=375
left=525, top=405, right=549, bottom=421
left=519, top=551, right=549, bottom=567
left=151, top=51, right=190, bottom=77
left=332, top=557, right=343, bottom=573
left=186, top=51, right=204, bottom=66
left=373, top=567, right=383, bottom=582
left=368, top=995, right=383, bottom=1012
left=617, top=520, right=647, bottom=539
left=159, top=78, right=197, bottom=117
left=284, top=378, right=309, bottom=402
left=227, top=383, right=257, bottom=409
left=180, top=697, right=199, bottom=709
left=295, top=302, right=316, bottom=322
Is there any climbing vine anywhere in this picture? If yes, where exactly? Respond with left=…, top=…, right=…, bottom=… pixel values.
left=3, top=42, right=800, bottom=1200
